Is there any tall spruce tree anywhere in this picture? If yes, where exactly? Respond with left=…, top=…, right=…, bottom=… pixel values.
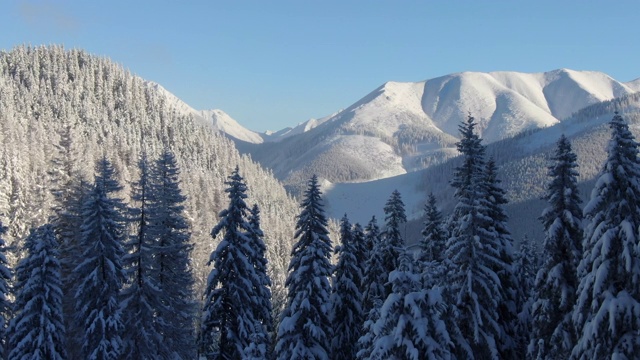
left=529, top=135, right=583, bottom=359
left=418, top=193, right=448, bottom=288
left=360, top=216, right=386, bottom=317
left=572, top=113, right=640, bottom=359
left=8, top=224, right=66, bottom=360
left=351, top=222, right=368, bottom=296
left=246, top=203, right=273, bottom=358
left=445, top=115, right=503, bottom=359
left=514, top=235, right=538, bottom=357
left=381, top=190, right=407, bottom=296
left=73, top=157, right=127, bottom=360
left=356, top=298, right=382, bottom=360
left=56, top=176, right=90, bottom=359
left=121, top=152, right=169, bottom=360
left=485, top=158, right=518, bottom=358
left=330, top=214, right=363, bottom=360
left=419, top=193, right=447, bottom=265
left=151, top=148, right=196, bottom=359
left=48, top=121, right=88, bottom=356
left=0, top=220, right=11, bottom=359
left=275, top=175, right=333, bottom=360
left=201, top=167, right=263, bottom=360
left=370, top=251, right=451, bottom=360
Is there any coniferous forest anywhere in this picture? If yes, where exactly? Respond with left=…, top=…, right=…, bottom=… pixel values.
left=1, top=46, right=640, bottom=359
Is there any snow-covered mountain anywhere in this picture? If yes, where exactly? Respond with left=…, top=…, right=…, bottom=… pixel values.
left=322, top=92, right=640, bottom=244
left=233, top=69, right=640, bottom=191
left=145, top=81, right=265, bottom=144
left=260, top=112, right=339, bottom=142
left=197, top=109, right=264, bottom=143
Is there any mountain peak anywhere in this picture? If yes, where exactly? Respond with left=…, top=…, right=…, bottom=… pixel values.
left=197, top=109, right=263, bottom=144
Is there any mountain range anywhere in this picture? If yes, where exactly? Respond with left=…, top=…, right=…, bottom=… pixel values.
left=3, top=45, right=640, bottom=252
left=197, top=69, right=640, bottom=242
left=201, top=69, right=639, bottom=189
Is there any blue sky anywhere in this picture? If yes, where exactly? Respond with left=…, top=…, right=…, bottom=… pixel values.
left=2, top=1, right=639, bottom=131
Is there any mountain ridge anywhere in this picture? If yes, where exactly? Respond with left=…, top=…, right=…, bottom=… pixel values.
left=223, top=69, right=639, bottom=192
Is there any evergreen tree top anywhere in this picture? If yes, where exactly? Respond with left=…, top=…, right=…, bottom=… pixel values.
left=211, top=166, right=250, bottom=239
left=248, top=203, right=265, bottom=239
left=338, top=213, right=353, bottom=248
left=542, top=134, right=582, bottom=222
left=420, top=193, right=446, bottom=264
left=95, top=156, right=123, bottom=195
left=294, top=174, right=330, bottom=240
left=383, top=190, right=407, bottom=229
left=451, top=115, right=487, bottom=197
left=365, top=216, right=380, bottom=238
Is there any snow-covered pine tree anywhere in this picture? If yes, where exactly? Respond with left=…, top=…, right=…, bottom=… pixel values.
left=330, top=214, right=363, bottom=360
left=362, top=216, right=378, bottom=258
left=572, top=113, right=640, bottom=359
left=275, top=175, right=333, bottom=360
left=445, top=115, right=503, bottom=360
left=381, top=190, right=407, bottom=296
left=7, top=224, right=66, bottom=360
left=529, top=134, right=583, bottom=360
left=356, top=298, right=382, bottom=360
left=0, top=219, right=11, bottom=359
left=55, top=174, right=90, bottom=359
left=484, top=157, right=518, bottom=358
left=370, top=251, right=451, bottom=360
left=246, top=203, right=273, bottom=358
left=351, top=222, right=368, bottom=296
left=73, top=157, right=127, bottom=360
left=361, top=216, right=386, bottom=317
left=514, top=235, right=538, bottom=357
left=418, top=193, right=448, bottom=288
left=150, top=148, right=196, bottom=359
left=243, top=332, right=269, bottom=360
left=201, top=166, right=261, bottom=359
left=419, top=193, right=447, bottom=265
left=121, top=152, right=169, bottom=360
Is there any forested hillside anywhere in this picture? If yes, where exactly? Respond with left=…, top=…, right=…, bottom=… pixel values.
left=0, top=45, right=299, bottom=298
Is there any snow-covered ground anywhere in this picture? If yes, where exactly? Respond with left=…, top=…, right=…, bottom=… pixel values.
left=322, top=170, right=428, bottom=225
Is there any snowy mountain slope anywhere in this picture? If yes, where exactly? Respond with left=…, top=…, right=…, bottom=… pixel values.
left=197, top=109, right=264, bottom=143
left=145, top=81, right=265, bottom=144
left=323, top=92, right=640, bottom=244
left=236, top=69, right=640, bottom=190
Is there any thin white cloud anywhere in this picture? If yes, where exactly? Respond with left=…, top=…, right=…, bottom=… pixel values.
left=17, top=1, right=79, bottom=32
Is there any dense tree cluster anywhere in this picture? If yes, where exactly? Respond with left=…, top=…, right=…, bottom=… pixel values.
left=0, top=152, right=198, bottom=359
